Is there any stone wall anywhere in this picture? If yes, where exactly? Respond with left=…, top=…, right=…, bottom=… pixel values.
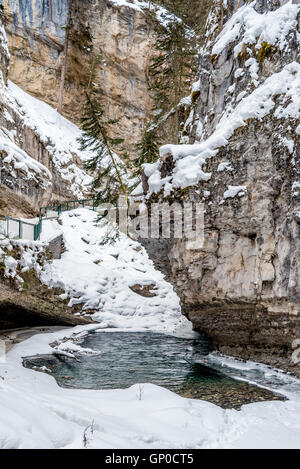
left=47, top=233, right=64, bottom=260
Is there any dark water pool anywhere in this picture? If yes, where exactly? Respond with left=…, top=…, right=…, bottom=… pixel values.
left=23, top=331, right=285, bottom=409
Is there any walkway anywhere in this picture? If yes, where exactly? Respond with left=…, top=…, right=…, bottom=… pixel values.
left=0, top=199, right=96, bottom=241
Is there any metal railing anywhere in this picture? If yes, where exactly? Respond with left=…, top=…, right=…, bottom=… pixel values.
left=39, top=198, right=95, bottom=219
left=0, top=198, right=97, bottom=242
left=0, top=215, right=42, bottom=242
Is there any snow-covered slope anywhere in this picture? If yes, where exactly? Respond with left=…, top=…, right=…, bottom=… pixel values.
left=4, top=81, right=93, bottom=197
left=0, top=78, right=132, bottom=210
left=0, top=127, right=52, bottom=189
left=0, top=79, right=94, bottom=207
left=39, top=208, right=189, bottom=335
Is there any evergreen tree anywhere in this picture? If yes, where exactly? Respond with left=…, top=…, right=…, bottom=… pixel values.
left=132, top=123, right=159, bottom=181
left=149, top=0, right=197, bottom=142
left=78, top=53, right=130, bottom=207
left=79, top=90, right=130, bottom=207
left=157, top=0, right=212, bottom=39
left=131, top=2, right=197, bottom=177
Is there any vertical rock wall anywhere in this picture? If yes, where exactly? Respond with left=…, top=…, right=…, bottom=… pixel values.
left=1, top=0, right=154, bottom=156
left=142, top=0, right=300, bottom=375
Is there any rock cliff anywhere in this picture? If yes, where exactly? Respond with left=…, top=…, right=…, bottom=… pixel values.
left=0, top=13, right=93, bottom=213
left=1, top=0, right=157, bottom=157
left=143, top=0, right=300, bottom=375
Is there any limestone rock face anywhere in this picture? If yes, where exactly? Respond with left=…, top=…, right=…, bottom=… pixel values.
left=2, top=0, right=154, bottom=156
left=0, top=77, right=92, bottom=211
left=142, top=0, right=300, bottom=374
left=0, top=14, right=92, bottom=213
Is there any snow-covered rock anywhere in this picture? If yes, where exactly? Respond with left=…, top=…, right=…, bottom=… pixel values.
left=0, top=14, right=93, bottom=210
left=39, top=208, right=190, bottom=335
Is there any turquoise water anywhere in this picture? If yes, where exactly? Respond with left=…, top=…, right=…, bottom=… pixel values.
left=23, top=331, right=285, bottom=409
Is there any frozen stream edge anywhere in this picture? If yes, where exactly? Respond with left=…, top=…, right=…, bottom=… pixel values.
left=1, top=324, right=300, bottom=449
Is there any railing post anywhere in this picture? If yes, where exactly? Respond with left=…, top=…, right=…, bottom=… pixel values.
left=34, top=220, right=42, bottom=241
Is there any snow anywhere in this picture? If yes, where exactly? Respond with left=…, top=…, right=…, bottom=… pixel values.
left=217, top=161, right=233, bottom=172
left=0, top=324, right=300, bottom=448
left=234, top=67, right=245, bottom=79
left=4, top=81, right=92, bottom=198
left=109, top=0, right=182, bottom=28
left=292, top=181, right=300, bottom=197
left=2, top=80, right=131, bottom=198
left=0, top=237, right=45, bottom=288
left=280, top=136, right=294, bottom=154
left=245, top=57, right=259, bottom=86
left=212, top=1, right=300, bottom=57
left=223, top=185, right=247, bottom=199
left=0, top=208, right=300, bottom=448
left=146, top=61, right=300, bottom=196
left=0, top=21, right=9, bottom=59
left=236, top=91, right=247, bottom=102
left=39, top=208, right=191, bottom=336
left=52, top=336, right=100, bottom=359
left=0, top=128, right=52, bottom=188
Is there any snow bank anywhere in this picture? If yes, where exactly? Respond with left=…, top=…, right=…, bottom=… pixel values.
left=0, top=21, right=9, bottom=60
left=223, top=185, right=247, bottom=199
left=0, top=325, right=300, bottom=448
left=0, top=236, right=45, bottom=288
left=39, top=208, right=191, bottom=336
left=4, top=81, right=132, bottom=197
left=292, top=181, right=300, bottom=197
left=146, top=61, right=300, bottom=196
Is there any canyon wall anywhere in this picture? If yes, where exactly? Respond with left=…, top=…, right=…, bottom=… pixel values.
left=0, top=10, right=92, bottom=214
left=0, top=1, right=212, bottom=214
left=1, top=0, right=155, bottom=156
left=142, top=0, right=300, bottom=375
